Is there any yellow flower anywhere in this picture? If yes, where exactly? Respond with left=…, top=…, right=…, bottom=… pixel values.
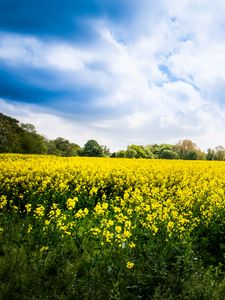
left=25, top=203, right=32, bottom=213
left=126, top=261, right=134, bottom=269
left=66, top=197, right=78, bottom=210
left=91, top=227, right=101, bottom=235
left=123, top=230, right=132, bottom=238
left=94, top=202, right=107, bottom=215
left=40, top=246, right=49, bottom=252
left=115, top=226, right=122, bottom=233
left=75, top=208, right=89, bottom=218
left=34, top=204, right=45, bottom=218
left=45, top=220, right=50, bottom=226
left=0, top=195, right=7, bottom=209
left=27, top=224, right=33, bottom=233
left=128, top=242, right=136, bottom=248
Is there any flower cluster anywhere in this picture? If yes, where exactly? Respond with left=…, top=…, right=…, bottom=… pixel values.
left=2, top=154, right=225, bottom=268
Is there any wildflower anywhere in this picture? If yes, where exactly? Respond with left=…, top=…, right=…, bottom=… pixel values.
left=34, top=205, right=45, bottom=218
left=128, top=242, right=136, bottom=248
left=27, top=224, right=33, bottom=233
left=25, top=203, right=32, bottom=213
left=45, top=220, right=50, bottom=226
left=66, top=197, right=78, bottom=210
left=126, top=261, right=134, bottom=269
left=40, top=246, right=49, bottom=252
left=0, top=195, right=7, bottom=209
left=115, top=226, right=122, bottom=233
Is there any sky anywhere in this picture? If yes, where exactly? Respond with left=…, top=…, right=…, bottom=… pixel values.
left=1, top=0, right=225, bottom=151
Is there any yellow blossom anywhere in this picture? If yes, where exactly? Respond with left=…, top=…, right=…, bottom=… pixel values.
left=126, top=261, right=134, bottom=269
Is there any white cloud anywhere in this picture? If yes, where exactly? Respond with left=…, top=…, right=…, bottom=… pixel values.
left=1, top=1, right=225, bottom=150
left=0, top=34, right=94, bottom=71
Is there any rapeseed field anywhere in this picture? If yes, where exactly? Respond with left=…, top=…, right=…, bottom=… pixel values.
left=1, top=154, right=225, bottom=299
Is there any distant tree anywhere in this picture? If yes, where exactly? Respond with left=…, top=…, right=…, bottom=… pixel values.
left=54, top=137, right=69, bottom=154
left=146, top=144, right=176, bottom=159
left=0, top=114, right=48, bottom=154
left=70, top=143, right=81, bottom=156
left=51, top=137, right=80, bottom=156
left=46, top=140, right=59, bottom=155
left=206, top=148, right=216, bottom=160
left=144, top=146, right=154, bottom=158
left=0, top=113, right=23, bottom=152
left=149, top=144, right=161, bottom=158
left=126, top=147, right=137, bottom=158
left=102, top=146, right=111, bottom=157
left=0, top=113, right=82, bottom=156
left=174, top=139, right=199, bottom=160
left=82, top=140, right=103, bottom=157
left=20, top=123, right=36, bottom=134
left=161, top=149, right=178, bottom=159
left=186, top=151, right=198, bottom=160
left=215, top=146, right=225, bottom=161
left=125, top=144, right=151, bottom=158
left=19, top=123, right=47, bottom=154
left=115, top=150, right=126, bottom=158
left=195, top=149, right=206, bottom=160
left=158, top=144, right=174, bottom=158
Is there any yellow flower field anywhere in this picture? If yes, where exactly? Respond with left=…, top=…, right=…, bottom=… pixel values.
left=0, top=155, right=225, bottom=241
left=1, top=154, right=225, bottom=298
left=1, top=154, right=225, bottom=242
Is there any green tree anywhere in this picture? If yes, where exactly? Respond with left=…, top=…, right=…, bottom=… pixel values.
left=125, top=144, right=151, bottom=158
left=126, top=147, right=137, bottom=158
left=215, top=146, right=225, bottom=161
left=20, top=133, right=45, bottom=154
left=50, top=137, right=80, bottom=156
left=144, top=146, right=154, bottom=158
left=82, top=140, right=103, bottom=157
left=115, top=150, right=126, bottom=158
left=161, top=149, right=178, bottom=159
left=0, top=113, right=22, bottom=152
left=20, top=123, right=47, bottom=154
left=206, top=148, right=216, bottom=160
left=102, top=146, right=111, bottom=157
left=149, top=144, right=161, bottom=158
left=174, top=139, right=199, bottom=160
left=20, top=123, right=36, bottom=134
left=146, top=144, right=176, bottom=159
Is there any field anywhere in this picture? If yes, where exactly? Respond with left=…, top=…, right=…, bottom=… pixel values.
left=1, top=154, right=225, bottom=299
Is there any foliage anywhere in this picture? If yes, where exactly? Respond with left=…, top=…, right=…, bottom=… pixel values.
left=81, top=139, right=104, bottom=157
left=48, top=137, right=81, bottom=156
left=2, top=112, right=225, bottom=161
left=115, top=150, right=126, bottom=158
left=125, top=144, right=152, bottom=158
left=0, top=113, right=23, bottom=152
left=174, top=139, right=198, bottom=160
left=2, top=155, right=225, bottom=298
left=0, top=113, right=47, bottom=154
left=206, top=148, right=216, bottom=160
left=20, top=124, right=47, bottom=154
left=161, top=149, right=178, bottom=159
left=215, top=146, right=225, bottom=161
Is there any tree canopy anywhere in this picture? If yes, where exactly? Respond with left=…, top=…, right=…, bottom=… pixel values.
left=1, top=112, right=225, bottom=161
left=81, top=140, right=104, bottom=157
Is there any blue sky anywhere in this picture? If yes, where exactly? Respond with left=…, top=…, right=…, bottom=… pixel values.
left=1, top=0, right=225, bottom=150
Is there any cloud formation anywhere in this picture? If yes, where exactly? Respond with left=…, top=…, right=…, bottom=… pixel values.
left=0, top=0, right=225, bottom=150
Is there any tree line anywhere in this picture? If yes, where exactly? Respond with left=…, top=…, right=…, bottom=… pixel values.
left=0, top=112, right=225, bottom=160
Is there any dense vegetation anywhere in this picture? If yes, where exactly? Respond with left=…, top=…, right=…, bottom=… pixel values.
left=1, top=112, right=225, bottom=160
left=2, top=155, right=225, bottom=299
